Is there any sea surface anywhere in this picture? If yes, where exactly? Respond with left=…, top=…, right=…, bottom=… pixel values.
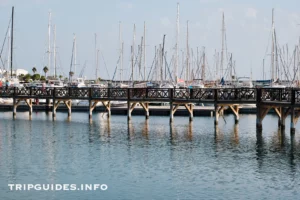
left=0, top=111, right=299, bottom=200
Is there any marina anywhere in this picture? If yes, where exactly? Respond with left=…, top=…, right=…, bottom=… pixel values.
left=1, top=1, right=300, bottom=199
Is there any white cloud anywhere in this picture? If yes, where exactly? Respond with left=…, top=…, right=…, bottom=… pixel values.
left=246, top=8, right=257, bottom=19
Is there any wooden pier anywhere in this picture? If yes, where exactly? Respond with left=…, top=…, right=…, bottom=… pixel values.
left=1, top=87, right=300, bottom=133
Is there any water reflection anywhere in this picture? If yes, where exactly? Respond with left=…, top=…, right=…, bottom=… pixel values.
left=231, top=124, right=239, bottom=145
left=255, top=130, right=266, bottom=170
left=1, top=113, right=300, bottom=199
left=142, top=120, right=149, bottom=141
left=186, top=122, right=193, bottom=141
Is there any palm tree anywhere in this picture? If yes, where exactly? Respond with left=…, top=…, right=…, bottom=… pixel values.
left=69, top=71, right=74, bottom=81
left=59, top=75, right=63, bottom=81
left=32, top=67, right=37, bottom=74
left=43, top=66, right=49, bottom=78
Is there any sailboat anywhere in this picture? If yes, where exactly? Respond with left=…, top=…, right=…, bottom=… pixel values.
left=0, top=7, right=17, bottom=104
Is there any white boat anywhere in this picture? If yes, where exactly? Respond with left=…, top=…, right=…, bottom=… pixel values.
left=69, top=78, right=86, bottom=88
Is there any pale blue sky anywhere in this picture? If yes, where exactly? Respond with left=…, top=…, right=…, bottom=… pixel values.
left=0, top=0, right=300, bottom=80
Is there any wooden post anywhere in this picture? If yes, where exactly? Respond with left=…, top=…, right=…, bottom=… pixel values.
left=13, top=97, right=16, bottom=119
left=52, top=99, right=56, bottom=118
left=170, top=102, right=174, bottom=123
left=145, top=103, right=149, bottom=119
left=291, top=89, right=296, bottom=134
left=290, top=107, right=295, bottom=134
left=280, top=107, right=285, bottom=129
left=68, top=100, right=72, bottom=117
left=29, top=99, right=32, bottom=115
left=89, top=100, right=92, bottom=119
left=256, top=88, right=262, bottom=131
left=107, top=101, right=111, bottom=118
left=256, top=105, right=262, bottom=131
left=189, top=103, right=193, bottom=122
left=214, top=104, right=219, bottom=125
left=127, top=101, right=131, bottom=120
left=140, top=102, right=149, bottom=119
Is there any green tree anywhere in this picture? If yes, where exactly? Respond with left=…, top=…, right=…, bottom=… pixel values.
left=31, top=74, right=41, bottom=81
left=40, top=76, right=46, bottom=81
left=24, top=74, right=32, bottom=82
left=32, top=67, right=37, bottom=74
left=43, top=66, right=49, bottom=78
left=59, top=75, right=63, bottom=81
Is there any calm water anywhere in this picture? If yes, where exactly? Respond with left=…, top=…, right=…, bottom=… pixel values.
left=0, top=111, right=299, bottom=200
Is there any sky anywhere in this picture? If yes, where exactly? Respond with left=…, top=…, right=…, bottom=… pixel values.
left=0, top=0, right=300, bottom=81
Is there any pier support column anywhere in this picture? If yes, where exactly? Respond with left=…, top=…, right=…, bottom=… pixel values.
left=12, top=98, right=21, bottom=119
left=290, top=107, right=299, bottom=134
left=184, top=103, right=194, bottom=122
left=89, top=100, right=92, bottom=119
left=275, top=107, right=290, bottom=130
left=89, top=100, right=99, bottom=120
left=214, top=105, right=219, bottom=125
left=63, top=100, right=72, bottom=117
left=101, top=101, right=111, bottom=118
left=52, top=100, right=61, bottom=119
left=280, top=107, right=286, bottom=129
left=140, top=102, right=149, bottom=119
left=25, top=99, right=33, bottom=116
left=127, top=101, right=131, bottom=120
left=274, top=107, right=281, bottom=127
left=214, top=105, right=225, bottom=125
left=13, top=98, right=17, bottom=119
left=229, top=105, right=239, bottom=124
left=170, top=102, right=173, bottom=123
left=127, top=102, right=137, bottom=121
left=256, top=105, right=271, bottom=131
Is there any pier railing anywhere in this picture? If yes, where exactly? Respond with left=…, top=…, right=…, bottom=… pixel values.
left=2, top=87, right=300, bottom=105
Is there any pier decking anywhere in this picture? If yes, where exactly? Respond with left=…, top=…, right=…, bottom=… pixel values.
left=1, top=87, right=300, bottom=133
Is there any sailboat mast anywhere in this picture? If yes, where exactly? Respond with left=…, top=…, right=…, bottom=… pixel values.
left=202, top=47, right=205, bottom=81
left=131, top=45, right=134, bottom=82
left=119, top=21, right=122, bottom=81
left=143, top=21, right=146, bottom=81
left=162, top=35, right=166, bottom=81
left=74, top=34, right=77, bottom=76
left=271, top=8, right=275, bottom=81
left=48, top=11, right=51, bottom=76
left=53, top=24, right=57, bottom=78
left=220, top=12, right=225, bottom=79
left=10, top=6, right=14, bottom=78
left=139, top=37, right=143, bottom=81
left=7, top=24, right=10, bottom=79
left=121, top=42, right=124, bottom=83
left=95, top=33, right=98, bottom=80
left=133, top=24, right=136, bottom=81
left=186, top=21, right=189, bottom=82
left=175, top=2, right=179, bottom=83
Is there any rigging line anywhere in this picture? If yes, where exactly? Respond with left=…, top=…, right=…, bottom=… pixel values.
left=164, top=53, right=174, bottom=82
left=112, top=54, right=121, bottom=81
left=0, top=18, right=11, bottom=69
left=263, top=26, right=273, bottom=60
left=278, top=48, right=291, bottom=80
left=99, top=50, right=110, bottom=79
left=147, top=49, right=157, bottom=81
